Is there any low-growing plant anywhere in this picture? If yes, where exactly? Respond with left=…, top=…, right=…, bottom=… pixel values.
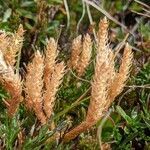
left=0, top=17, right=135, bottom=149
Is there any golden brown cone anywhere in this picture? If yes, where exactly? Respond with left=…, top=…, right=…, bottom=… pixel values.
left=107, top=43, right=133, bottom=106
left=105, top=49, right=116, bottom=96
left=4, top=24, right=24, bottom=66
left=69, top=35, right=82, bottom=69
left=97, top=17, right=108, bottom=52
left=43, top=39, right=57, bottom=118
left=25, top=51, right=46, bottom=124
left=0, top=32, right=10, bottom=54
left=76, top=34, right=92, bottom=76
left=86, top=52, right=112, bottom=122
left=44, top=62, right=65, bottom=118
left=0, top=51, right=22, bottom=116
left=44, top=38, right=57, bottom=89
left=24, top=63, right=34, bottom=110
left=97, top=17, right=116, bottom=94
left=6, top=73, right=22, bottom=116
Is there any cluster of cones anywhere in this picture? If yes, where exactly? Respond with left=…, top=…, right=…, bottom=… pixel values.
left=0, top=17, right=133, bottom=141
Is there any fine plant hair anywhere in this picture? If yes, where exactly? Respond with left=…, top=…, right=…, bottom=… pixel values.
left=63, top=17, right=133, bottom=141
left=69, top=34, right=92, bottom=76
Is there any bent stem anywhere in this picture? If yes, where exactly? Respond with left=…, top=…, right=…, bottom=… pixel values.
left=97, top=109, right=112, bottom=150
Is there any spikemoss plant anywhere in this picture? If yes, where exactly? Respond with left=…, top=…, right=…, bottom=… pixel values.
left=0, top=17, right=133, bottom=145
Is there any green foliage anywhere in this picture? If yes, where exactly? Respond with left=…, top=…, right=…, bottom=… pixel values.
left=0, top=0, right=149, bottom=149
left=0, top=116, right=20, bottom=150
left=135, top=63, right=150, bottom=85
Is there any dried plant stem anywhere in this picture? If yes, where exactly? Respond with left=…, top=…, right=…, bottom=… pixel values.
left=76, top=0, right=86, bottom=34
left=134, top=0, right=150, bottom=9
left=63, top=0, right=70, bottom=30
left=84, top=0, right=131, bottom=34
left=97, top=110, right=112, bottom=149
left=113, top=33, right=129, bottom=59
left=64, top=121, right=91, bottom=141
left=86, top=3, right=97, bottom=41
